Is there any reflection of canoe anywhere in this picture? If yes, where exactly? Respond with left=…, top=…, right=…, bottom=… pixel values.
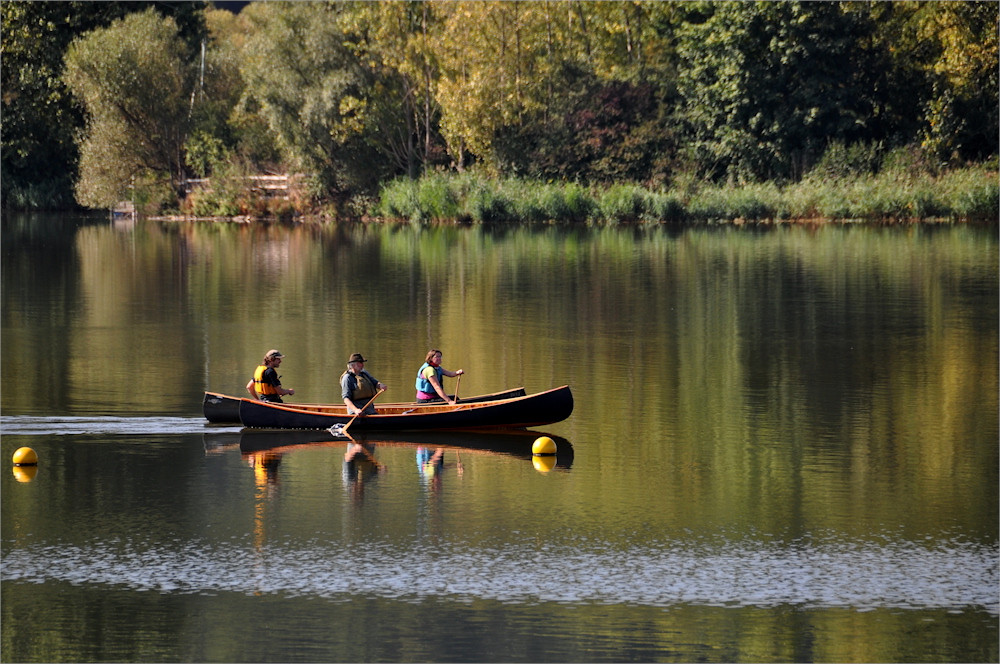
left=203, top=387, right=528, bottom=423
left=203, top=431, right=242, bottom=454
left=239, top=385, right=573, bottom=431
left=236, top=428, right=574, bottom=468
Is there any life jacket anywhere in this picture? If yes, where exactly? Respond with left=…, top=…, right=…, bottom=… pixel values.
left=253, top=365, right=279, bottom=396
left=344, top=370, right=378, bottom=401
left=414, top=362, right=442, bottom=395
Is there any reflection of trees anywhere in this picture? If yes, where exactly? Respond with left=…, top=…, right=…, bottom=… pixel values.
left=9, top=217, right=997, bottom=542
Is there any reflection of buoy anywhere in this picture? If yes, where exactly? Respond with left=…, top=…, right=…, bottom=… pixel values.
left=532, top=436, right=556, bottom=456
left=13, top=465, right=38, bottom=482
left=12, top=447, right=38, bottom=466
left=532, top=455, right=556, bottom=473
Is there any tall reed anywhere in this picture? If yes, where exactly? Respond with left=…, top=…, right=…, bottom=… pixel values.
left=375, top=165, right=997, bottom=224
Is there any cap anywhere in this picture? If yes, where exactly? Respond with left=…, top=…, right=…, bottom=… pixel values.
left=348, top=353, right=367, bottom=363
left=265, top=349, right=284, bottom=360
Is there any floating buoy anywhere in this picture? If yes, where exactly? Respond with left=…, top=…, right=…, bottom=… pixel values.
left=12, top=447, right=38, bottom=466
left=532, top=455, right=556, bottom=473
left=532, top=436, right=556, bottom=456
left=12, top=465, right=37, bottom=483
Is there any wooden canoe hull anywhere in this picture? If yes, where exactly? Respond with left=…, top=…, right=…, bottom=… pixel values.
left=204, top=387, right=528, bottom=424
left=238, top=385, right=573, bottom=431
left=203, top=392, right=243, bottom=423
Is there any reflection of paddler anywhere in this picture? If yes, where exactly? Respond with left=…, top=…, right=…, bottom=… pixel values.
left=416, top=447, right=446, bottom=479
left=246, top=452, right=281, bottom=551
left=342, top=443, right=384, bottom=482
left=343, top=443, right=384, bottom=504
left=247, top=451, right=281, bottom=486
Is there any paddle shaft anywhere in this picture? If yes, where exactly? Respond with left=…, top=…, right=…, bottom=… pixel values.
left=343, top=389, right=384, bottom=436
left=453, top=373, right=461, bottom=403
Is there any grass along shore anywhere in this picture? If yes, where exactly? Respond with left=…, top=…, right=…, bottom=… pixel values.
left=375, top=164, right=998, bottom=224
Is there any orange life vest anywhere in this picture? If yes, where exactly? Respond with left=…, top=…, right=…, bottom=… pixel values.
left=253, top=364, right=279, bottom=396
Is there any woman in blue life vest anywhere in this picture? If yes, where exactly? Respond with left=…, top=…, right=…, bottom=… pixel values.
left=415, top=349, right=464, bottom=404
left=341, top=353, right=386, bottom=415
left=245, top=349, right=295, bottom=403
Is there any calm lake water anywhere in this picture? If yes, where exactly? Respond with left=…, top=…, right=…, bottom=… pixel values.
left=2, top=213, right=997, bottom=663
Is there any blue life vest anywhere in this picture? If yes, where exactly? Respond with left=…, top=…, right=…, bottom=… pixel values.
left=415, top=362, right=443, bottom=394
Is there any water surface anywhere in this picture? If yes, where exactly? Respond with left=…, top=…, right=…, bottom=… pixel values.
left=2, top=214, right=997, bottom=662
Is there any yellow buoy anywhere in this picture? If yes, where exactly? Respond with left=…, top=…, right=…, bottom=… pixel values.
left=532, top=455, right=556, bottom=473
left=12, top=447, right=38, bottom=466
left=12, top=465, right=38, bottom=483
left=532, top=436, right=556, bottom=456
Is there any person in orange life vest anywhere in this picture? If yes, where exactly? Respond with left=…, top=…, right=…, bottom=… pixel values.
left=245, top=349, right=295, bottom=403
left=341, top=353, right=386, bottom=415
left=415, top=349, right=464, bottom=404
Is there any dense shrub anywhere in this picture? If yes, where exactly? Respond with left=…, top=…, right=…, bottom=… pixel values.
left=417, top=173, right=461, bottom=221
left=465, top=183, right=512, bottom=222
left=377, top=178, right=422, bottom=221
left=597, top=185, right=646, bottom=222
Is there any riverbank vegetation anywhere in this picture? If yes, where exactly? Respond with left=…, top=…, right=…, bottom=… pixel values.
left=378, top=157, right=998, bottom=224
left=3, top=1, right=997, bottom=222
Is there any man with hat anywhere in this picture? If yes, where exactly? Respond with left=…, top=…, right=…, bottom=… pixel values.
left=246, top=349, right=295, bottom=403
left=341, top=353, right=386, bottom=415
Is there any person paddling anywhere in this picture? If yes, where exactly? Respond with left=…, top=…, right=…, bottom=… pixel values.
left=415, top=349, right=464, bottom=404
left=341, top=353, right=386, bottom=415
left=246, top=349, right=295, bottom=403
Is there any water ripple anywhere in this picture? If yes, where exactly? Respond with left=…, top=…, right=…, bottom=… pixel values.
left=1, top=416, right=235, bottom=436
left=2, top=538, right=996, bottom=613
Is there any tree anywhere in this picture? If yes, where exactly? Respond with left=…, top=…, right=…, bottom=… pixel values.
left=915, top=2, right=999, bottom=163
left=184, top=6, right=281, bottom=177
left=237, top=2, right=380, bottom=193
left=432, top=1, right=688, bottom=181
left=490, top=2, right=687, bottom=185
left=63, top=8, right=194, bottom=209
left=1, top=1, right=206, bottom=210
left=677, top=2, right=893, bottom=182
left=342, top=1, right=449, bottom=179
left=863, top=1, right=999, bottom=167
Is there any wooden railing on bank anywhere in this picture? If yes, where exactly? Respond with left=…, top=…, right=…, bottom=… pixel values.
left=181, top=174, right=294, bottom=200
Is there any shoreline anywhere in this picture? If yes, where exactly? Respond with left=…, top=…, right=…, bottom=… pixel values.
left=145, top=214, right=993, bottom=226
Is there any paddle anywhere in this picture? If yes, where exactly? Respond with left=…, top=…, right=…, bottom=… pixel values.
left=343, top=388, right=385, bottom=437
left=453, top=373, right=462, bottom=404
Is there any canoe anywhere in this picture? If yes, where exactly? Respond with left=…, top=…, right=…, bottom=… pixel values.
left=238, top=385, right=573, bottom=431
left=203, top=387, right=528, bottom=424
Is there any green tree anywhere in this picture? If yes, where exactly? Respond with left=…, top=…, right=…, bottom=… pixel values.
left=342, top=1, right=449, bottom=179
left=864, top=1, right=999, bottom=167
left=433, top=2, right=687, bottom=181
left=491, top=2, right=687, bottom=185
left=182, top=6, right=282, bottom=178
left=435, top=1, right=539, bottom=168
left=237, top=2, right=380, bottom=193
left=1, top=1, right=206, bottom=210
left=915, top=2, right=999, bottom=163
left=63, top=8, right=194, bottom=209
left=677, top=1, right=892, bottom=182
